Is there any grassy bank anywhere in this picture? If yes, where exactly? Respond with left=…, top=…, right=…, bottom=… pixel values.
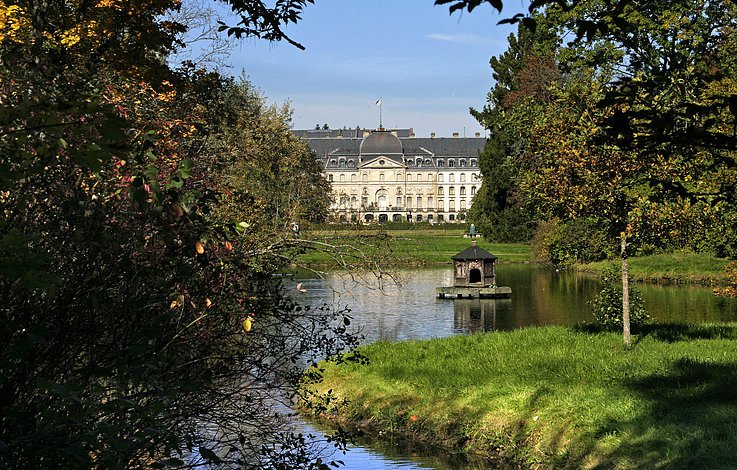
left=583, top=251, right=730, bottom=285
left=307, top=324, right=737, bottom=468
left=297, top=228, right=532, bottom=266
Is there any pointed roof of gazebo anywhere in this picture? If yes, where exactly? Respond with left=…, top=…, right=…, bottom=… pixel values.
left=451, top=240, right=498, bottom=261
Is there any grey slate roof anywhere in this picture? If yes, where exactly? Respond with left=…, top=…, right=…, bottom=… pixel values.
left=452, top=245, right=498, bottom=261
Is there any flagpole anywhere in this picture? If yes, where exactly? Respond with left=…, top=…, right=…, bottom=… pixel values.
left=375, top=97, right=383, bottom=129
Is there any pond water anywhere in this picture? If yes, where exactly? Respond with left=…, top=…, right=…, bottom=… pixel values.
left=294, top=264, right=737, bottom=469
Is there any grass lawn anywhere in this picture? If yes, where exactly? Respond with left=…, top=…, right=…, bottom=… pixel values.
left=306, top=324, right=737, bottom=468
left=584, top=251, right=730, bottom=285
left=296, top=228, right=532, bottom=266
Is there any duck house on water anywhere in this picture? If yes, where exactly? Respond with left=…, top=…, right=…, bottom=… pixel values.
left=436, top=240, right=512, bottom=299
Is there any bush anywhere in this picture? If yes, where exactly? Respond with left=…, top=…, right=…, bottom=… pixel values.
left=532, top=218, right=615, bottom=267
left=590, top=283, right=650, bottom=331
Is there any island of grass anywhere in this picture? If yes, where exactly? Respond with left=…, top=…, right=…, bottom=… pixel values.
left=306, top=324, right=737, bottom=468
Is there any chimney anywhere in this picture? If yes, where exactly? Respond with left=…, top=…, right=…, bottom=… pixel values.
left=430, top=132, right=436, bottom=138
left=409, top=132, right=415, bottom=138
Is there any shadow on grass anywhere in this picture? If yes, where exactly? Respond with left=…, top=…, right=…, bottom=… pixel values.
left=573, top=322, right=737, bottom=343
left=602, top=357, right=737, bottom=469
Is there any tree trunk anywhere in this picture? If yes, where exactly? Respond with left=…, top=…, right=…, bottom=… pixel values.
left=621, top=234, right=631, bottom=347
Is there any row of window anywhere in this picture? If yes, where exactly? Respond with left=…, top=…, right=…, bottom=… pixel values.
left=338, top=213, right=466, bottom=223
left=336, top=195, right=471, bottom=210
left=328, top=173, right=480, bottom=183
left=327, top=158, right=478, bottom=168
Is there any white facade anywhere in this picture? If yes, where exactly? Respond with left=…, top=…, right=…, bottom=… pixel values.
left=296, top=128, right=484, bottom=223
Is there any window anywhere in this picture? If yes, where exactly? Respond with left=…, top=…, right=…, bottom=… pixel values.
left=416, top=158, right=422, bottom=167
left=361, top=196, right=368, bottom=206
left=416, top=214, right=423, bottom=221
left=417, top=196, right=422, bottom=209
left=438, top=187, right=444, bottom=196
left=460, top=173, right=466, bottom=183
left=438, top=174, right=444, bottom=183
left=460, top=159, right=467, bottom=167
left=428, top=174, right=434, bottom=181
left=340, top=174, right=345, bottom=182
left=449, top=173, right=455, bottom=182
left=396, top=197, right=402, bottom=207
left=449, top=187, right=455, bottom=196
left=460, top=186, right=466, bottom=195
left=379, top=159, right=385, bottom=165
left=449, top=214, right=456, bottom=221
left=428, top=214, right=434, bottom=221
left=328, top=174, right=333, bottom=182
left=351, top=196, right=357, bottom=208
left=406, top=160, right=414, bottom=167
left=351, top=174, right=356, bottom=182
left=362, top=173, right=367, bottom=182
left=424, top=159, right=432, bottom=166
left=406, top=196, right=412, bottom=209
left=339, top=159, right=346, bottom=168
left=437, top=199, right=444, bottom=210
left=437, top=159, right=445, bottom=167
left=348, top=159, right=356, bottom=168
left=470, top=159, right=477, bottom=167
left=438, top=214, right=445, bottom=221
left=329, top=159, right=337, bottom=167
left=428, top=196, right=434, bottom=207
left=407, top=173, right=413, bottom=182
left=380, top=173, right=385, bottom=181
left=449, top=199, right=455, bottom=211
left=471, top=186, right=477, bottom=196
left=472, top=173, right=479, bottom=182
left=448, top=159, right=455, bottom=167
left=460, top=200, right=466, bottom=210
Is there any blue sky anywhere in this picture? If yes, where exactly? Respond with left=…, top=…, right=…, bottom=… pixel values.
left=223, top=1, right=517, bottom=137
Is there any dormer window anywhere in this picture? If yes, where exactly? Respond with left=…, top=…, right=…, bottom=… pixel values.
left=460, top=159, right=467, bottom=167
left=448, top=159, right=455, bottom=167
left=437, top=160, right=444, bottom=167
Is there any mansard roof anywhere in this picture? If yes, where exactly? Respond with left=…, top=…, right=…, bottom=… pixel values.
left=297, top=129, right=485, bottom=160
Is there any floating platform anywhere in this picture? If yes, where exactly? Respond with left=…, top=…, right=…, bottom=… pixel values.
left=436, top=286, right=512, bottom=299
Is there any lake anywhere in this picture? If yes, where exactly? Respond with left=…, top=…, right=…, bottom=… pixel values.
left=294, top=264, right=737, bottom=469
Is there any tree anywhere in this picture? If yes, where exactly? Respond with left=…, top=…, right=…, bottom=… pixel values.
left=0, top=0, right=356, bottom=467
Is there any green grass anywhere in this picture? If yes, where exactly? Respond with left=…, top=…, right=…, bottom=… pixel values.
left=296, top=228, right=533, bottom=266
left=306, top=324, right=737, bottom=468
left=585, top=251, right=730, bottom=285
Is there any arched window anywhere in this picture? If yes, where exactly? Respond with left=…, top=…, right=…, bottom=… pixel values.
left=407, top=173, right=413, bottom=182
left=428, top=196, right=434, bottom=207
left=329, top=159, right=337, bottom=167
left=460, top=159, right=467, bottom=167
left=424, top=158, right=432, bottom=166
left=428, top=174, right=434, bottom=181
left=460, top=173, right=466, bottom=183
left=362, top=173, right=368, bottom=182
left=406, top=160, right=414, bottom=167
left=437, top=160, right=445, bottom=167
left=380, top=173, right=385, bottom=181
left=348, top=159, right=356, bottom=168
left=339, top=159, right=346, bottom=168
left=472, top=173, right=479, bottom=182
left=340, top=174, right=345, bottom=182
left=449, top=173, right=455, bottom=182
left=470, top=159, right=477, bottom=167
left=438, top=174, right=444, bottom=182
left=438, top=187, right=444, bottom=196
left=351, top=174, right=356, bottom=182
left=471, top=186, right=477, bottom=196
left=449, top=186, right=456, bottom=196
left=460, top=186, right=466, bottom=195
left=416, top=158, right=422, bottom=167
left=448, top=159, right=455, bottom=167
left=328, top=174, right=333, bottom=182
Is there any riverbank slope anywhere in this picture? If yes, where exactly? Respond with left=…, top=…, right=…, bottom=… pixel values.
left=307, top=324, right=737, bottom=468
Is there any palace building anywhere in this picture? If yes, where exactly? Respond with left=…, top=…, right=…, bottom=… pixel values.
left=294, top=127, right=485, bottom=223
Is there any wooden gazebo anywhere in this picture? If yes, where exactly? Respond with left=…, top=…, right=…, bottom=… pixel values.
left=436, top=240, right=511, bottom=299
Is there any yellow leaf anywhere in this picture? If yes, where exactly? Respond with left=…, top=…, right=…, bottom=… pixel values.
left=243, top=317, right=253, bottom=332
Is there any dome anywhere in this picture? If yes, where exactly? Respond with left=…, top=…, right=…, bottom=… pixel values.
left=359, top=131, right=403, bottom=155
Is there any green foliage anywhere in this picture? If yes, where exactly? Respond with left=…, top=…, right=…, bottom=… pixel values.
left=532, top=218, right=615, bottom=266
left=590, top=282, right=650, bottom=331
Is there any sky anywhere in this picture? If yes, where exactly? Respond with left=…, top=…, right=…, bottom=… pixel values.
left=218, top=0, right=518, bottom=138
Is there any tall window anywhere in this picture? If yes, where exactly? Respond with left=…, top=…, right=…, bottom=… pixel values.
left=459, top=159, right=467, bottom=167
left=328, top=174, right=333, bottom=182
left=428, top=174, right=434, bottom=181
left=460, top=186, right=466, bottom=196
left=438, top=174, right=444, bottom=182
left=417, top=196, right=422, bottom=209
left=397, top=197, right=402, bottom=207
left=340, top=174, right=345, bottom=182
left=428, top=196, right=434, bottom=207
left=449, top=173, right=455, bottom=182
left=449, top=186, right=455, bottom=196
left=362, top=173, right=367, bottom=182
left=471, top=186, right=477, bottom=196
left=380, top=173, right=385, bottom=181
left=460, top=200, right=466, bottom=210
left=437, top=160, right=445, bottom=167
left=448, top=159, right=455, bottom=167
left=351, top=174, right=356, bottom=182
left=406, top=196, right=412, bottom=209
left=460, top=173, right=466, bottom=183
left=438, top=187, right=444, bottom=196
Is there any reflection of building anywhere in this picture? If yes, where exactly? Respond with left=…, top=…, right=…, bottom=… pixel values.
left=453, top=299, right=512, bottom=333
left=293, top=128, right=485, bottom=223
